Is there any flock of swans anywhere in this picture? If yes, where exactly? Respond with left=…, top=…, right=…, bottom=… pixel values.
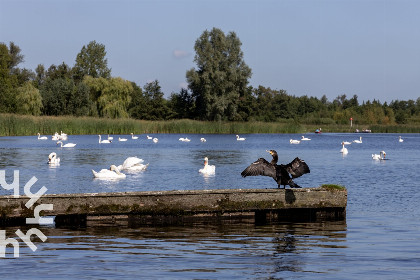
left=41, top=131, right=404, bottom=180
left=339, top=135, right=404, bottom=160
left=41, top=131, right=221, bottom=180
left=288, top=133, right=403, bottom=161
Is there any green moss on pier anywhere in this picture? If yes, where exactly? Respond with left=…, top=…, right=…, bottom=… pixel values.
left=320, top=184, right=346, bottom=191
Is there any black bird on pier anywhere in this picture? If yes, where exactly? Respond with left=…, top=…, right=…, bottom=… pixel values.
left=241, top=150, right=310, bottom=188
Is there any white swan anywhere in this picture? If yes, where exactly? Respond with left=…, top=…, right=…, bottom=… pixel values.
left=99, top=135, right=112, bottom=144
left=92, top=165, right=126, bottom=179
left=200, top=138, right=207, bottom=142
left=399, top=136, right=403, bottom=143
left=52, top=132, right=60, bottom=141
left=37, top=133, right=48, bottom=140
left=179, top=137, right=190, bottom=142
left=57, top=141, right=76, bottom=148
left=153, top=138, right=159, bottom=143
left=199, top=157, right=215, bottom=175
left=117, top=157, right=149, bottom=172
left=340, top=142, right=348, bottom=154
left=372, top=151, right=386, bottom=160
left=343, top=141, right=352, bottom=145
left=118, top=137, right=128, bottom=142
left=147, top=135, right=153, bottom=140
left=108, top=134, right=113, bottom=141
left=236, top=135, right=246, bottom=141
left=301, top=136, right=311, bottom=141
left=48, top=152, right=60, bottom=165
left=131, top=133, right=139, bottom=140
left=290, top=139, right=300, bottom=144
left=59, top=131, right=68, bottom=141
left=353, top=136, right=362, bottom=143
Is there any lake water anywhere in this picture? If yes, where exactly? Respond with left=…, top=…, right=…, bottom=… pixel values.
left=0, top=133, right=419, bottom=279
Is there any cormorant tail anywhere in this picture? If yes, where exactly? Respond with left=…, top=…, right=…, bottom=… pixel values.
left=288, top=181, right=301, bottom=188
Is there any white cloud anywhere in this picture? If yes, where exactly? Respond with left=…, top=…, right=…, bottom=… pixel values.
left=173, top=49, right=190, bottom=58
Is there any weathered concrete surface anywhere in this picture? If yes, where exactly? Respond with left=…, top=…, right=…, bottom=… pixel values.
left=0, top=186, right=347, bottom=225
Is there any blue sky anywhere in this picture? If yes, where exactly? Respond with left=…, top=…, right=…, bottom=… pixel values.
left=1, top=0, right=419, bottom=103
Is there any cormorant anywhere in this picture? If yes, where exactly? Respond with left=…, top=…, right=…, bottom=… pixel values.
left=241, top=150, right=310, bottom=188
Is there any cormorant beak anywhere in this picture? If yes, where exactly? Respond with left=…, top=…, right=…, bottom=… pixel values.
left=266, top=150, right=272, bottom=155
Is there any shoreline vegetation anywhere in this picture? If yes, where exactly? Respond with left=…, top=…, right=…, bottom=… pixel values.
left=1, top=114, right=419, bottom=137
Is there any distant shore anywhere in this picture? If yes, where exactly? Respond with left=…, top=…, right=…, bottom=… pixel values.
left=0, top=114, right=419, bottom=136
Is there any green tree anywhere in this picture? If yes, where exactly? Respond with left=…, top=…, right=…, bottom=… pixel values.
left=40, top=78, right=72, bottom=115
left=186, top=28, right=252, bottom=121
left=15, top=82, right=43, bottom=115
left=235, top=86, right=255, bottom=121
left=128, top=82, right=147, bottom=119
left=8, top=42, right=24, bottom=71
left=168, top=88, right=195, bottom=119
left=73, top=41, right=111, bottom=81
left=34, top=64, right=46, bottom=87
left=46, top=62, right=72, bottom=80
left=142, top=80, right=170, bottom=120
left=0, top=43, right=18, bottom=113
left=67, top=81, right=90, bottom=116
left=84, top=76, right=132, bottom=118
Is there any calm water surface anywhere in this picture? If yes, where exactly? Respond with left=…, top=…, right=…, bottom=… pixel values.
left=0, top=133, right=419, bottom=279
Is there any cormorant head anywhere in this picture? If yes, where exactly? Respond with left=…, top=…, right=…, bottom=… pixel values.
left=266, top=150, right=277, bottom=156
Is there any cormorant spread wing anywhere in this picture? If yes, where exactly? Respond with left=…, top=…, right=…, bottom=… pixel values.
left=241, top=150, right=310, bottom=188
left=240, top=158, right=277, bottom=178
left=284, top=157, right=310, bottom=178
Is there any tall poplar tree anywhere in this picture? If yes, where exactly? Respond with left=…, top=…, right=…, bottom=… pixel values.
left=73, top=41, right=111, bottom=81
left=186, top=28, right=252, bottom=121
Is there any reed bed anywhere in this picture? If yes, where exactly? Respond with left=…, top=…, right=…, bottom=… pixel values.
left=0, top=114, right=419, bottom=136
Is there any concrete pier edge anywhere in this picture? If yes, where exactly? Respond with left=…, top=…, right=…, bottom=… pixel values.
left=0, top=186, right=347, bottom=226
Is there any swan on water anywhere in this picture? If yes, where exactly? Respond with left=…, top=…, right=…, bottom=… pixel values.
left=179, top=137, right=190, bottom=142
left=52, top=132, right=60, bottom=141
left=48, top=152, right=60, bottom=165
left=343, top=141, right=352, bottom=145
left=92, top=165, right=126, bottom=179
left=199, top=157, right=215, bottom=175
left=372, top=151, right=386, bottom=160
left=60, top=131, right=68, bottom=141
left=236, top=135, right=246, bottom=141
left=117, top=157, right=149, bottom=172
left=147, top=135, right=153, bottom=140
left=99, top=135, right=112, bottom=144
left=353, top=136, right=362, bottom=143
left=153, top=138, right=159, bottom=143
left=118, top=137, right=128, bottom=142
left=399, top=136, right=404, bottom=143
left=340, top=142, right=348, bottom=154
left=200, top=138, right=206, bottom=142
left=131, top=133, right=139, bottom=140
left=108, top=134, right=113, bottom=141
left=37, top=133, right=48, bottom=140
left=290, top=139, right=301, bottom=144
left=301, top=136, right=311, bottom=141
left=57, top=141, right=76, bottom=148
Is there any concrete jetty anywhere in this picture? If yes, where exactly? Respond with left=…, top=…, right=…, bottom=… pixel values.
left=0, top=186, right=347, bottom=226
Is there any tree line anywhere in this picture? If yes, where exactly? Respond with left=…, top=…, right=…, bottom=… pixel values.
left=1, top=28, right=419, bottom=125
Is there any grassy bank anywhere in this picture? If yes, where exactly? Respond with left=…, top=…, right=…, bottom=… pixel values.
left=0, top=114, right=419, bottom=136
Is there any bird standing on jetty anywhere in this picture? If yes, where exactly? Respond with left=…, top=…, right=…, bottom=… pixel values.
left=241, top=150, right=310, bottom=188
